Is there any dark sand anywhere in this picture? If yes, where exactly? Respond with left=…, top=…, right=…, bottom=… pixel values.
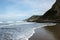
left=29, top=23, right=60, bottom=40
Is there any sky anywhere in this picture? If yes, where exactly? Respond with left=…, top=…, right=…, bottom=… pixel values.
left=0, top=0, right=56, bottom=21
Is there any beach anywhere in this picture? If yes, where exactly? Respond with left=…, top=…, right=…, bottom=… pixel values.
left=29, top=23, right=60, bottom=40
left=0, top=22, right=57, bottom=40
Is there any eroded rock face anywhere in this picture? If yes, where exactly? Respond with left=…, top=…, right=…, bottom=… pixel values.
left=43, top=0, right=60, bottom=19
left=55, top=0, right=60, bottom=16
left=27, top=0, right=60, bottom=22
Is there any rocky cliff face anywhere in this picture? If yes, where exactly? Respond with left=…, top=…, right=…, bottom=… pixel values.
left=27, top=0, right=60, bottom=22
left=43, top=0, right=60, bottom=19
left=56, top=0, right=60, bottom=16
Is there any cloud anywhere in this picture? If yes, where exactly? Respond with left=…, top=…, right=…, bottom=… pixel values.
left=0, top=0, right=56, bottom=21
left=0, top=12, right=30, bottom=21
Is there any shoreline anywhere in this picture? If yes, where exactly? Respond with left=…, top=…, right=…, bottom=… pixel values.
left=27, top=20, right=60, bottom=23
left=29, top=23, right=60, bottom=40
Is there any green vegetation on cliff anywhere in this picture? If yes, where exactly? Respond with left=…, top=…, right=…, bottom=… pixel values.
left=27, top=15, right=41, bottom=22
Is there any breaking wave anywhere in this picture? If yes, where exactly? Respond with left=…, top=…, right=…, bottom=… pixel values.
left=0, top=21, right=56, bottom=40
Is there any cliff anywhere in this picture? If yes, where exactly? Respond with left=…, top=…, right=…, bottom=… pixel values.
left=27, top=15, right=41, bottom=22
left=42, top=0, right=60, bottom=19
left=27, top=0, right=60, bottom=23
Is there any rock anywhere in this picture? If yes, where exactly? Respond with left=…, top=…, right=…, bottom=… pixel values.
left=27, top=0, right=60, bottom=23
left=42, top=0, right=60, bottom=19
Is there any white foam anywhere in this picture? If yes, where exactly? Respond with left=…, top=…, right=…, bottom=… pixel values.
left=0, top=22, right=56, bottom=40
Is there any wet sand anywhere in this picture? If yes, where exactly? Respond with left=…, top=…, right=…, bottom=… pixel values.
left=29, top=23, right=60, bottom=40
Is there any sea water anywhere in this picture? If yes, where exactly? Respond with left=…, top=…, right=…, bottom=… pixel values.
left=0, top=21, right=56, bottom=40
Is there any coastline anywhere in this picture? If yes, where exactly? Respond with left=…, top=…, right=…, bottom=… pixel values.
left=27, top=20, right=60, bottom=23
left=29, top=23, right=60, bottom=40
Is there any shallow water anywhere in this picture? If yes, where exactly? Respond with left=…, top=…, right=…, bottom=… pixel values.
left=29, top=23, right=60, bottom=40
left=29, top=27, right=57, bottom=40
left=0, top=21, right=56, bottom=40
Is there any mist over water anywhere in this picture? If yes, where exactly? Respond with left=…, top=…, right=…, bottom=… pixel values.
left=0, top=21, right=56, bottom=40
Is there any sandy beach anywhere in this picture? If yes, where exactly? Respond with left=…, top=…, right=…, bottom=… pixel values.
left=29, top=23, right=60, bottom=40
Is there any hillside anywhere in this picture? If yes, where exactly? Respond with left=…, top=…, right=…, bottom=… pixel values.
left=27, top=0, right=60, bottom=23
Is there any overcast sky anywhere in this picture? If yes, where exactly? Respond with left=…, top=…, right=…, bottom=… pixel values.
left=0, top=0, right=56, bottom=21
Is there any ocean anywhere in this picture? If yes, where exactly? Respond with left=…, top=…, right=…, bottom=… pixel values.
left=0, top=21, right=56, bottom=40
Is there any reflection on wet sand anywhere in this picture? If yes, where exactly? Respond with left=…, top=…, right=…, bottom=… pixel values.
left=29, top=23, right=60, bottom=40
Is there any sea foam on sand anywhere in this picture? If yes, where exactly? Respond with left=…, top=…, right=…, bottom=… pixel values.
left=0, top=21, right=56, bottom=40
